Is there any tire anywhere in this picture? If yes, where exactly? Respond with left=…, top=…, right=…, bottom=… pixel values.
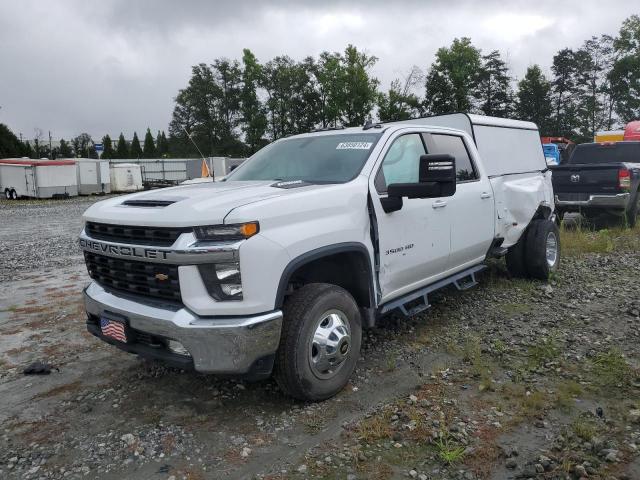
left=506, top=232, right=528, bottom=278
left=274, top=283, right=362, bottom=402
left=524, top=219, right=560, bottom=280
left=625, top=191, right=639, bottom=228
left=10, top=189, right=18, bottom=200
left=4, top=189, right=10, bottom=200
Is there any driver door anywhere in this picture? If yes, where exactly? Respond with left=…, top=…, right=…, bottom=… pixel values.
left=369, top=132, right=451, bottom=303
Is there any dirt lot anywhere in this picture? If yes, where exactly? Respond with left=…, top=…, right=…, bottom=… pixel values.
left=1, top=196, right=639, bottom=480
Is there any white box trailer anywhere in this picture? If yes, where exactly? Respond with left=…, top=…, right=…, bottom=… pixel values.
left=109, top=163, right=143, bottom=192
left=74, top=158, right=111, bottom=195
left=0, top=159, right=78, bottom=200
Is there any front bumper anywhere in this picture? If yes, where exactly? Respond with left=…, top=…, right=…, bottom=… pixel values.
left=555, top=193, right=630, bottom=210
left=84, top=282, right=283, bottom=376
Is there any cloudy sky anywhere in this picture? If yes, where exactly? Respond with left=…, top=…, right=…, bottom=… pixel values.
left=0, top=0, right=636, bottom=141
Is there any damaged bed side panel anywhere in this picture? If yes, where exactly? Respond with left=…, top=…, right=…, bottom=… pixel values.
left=491, top=170, right=555, bottom=248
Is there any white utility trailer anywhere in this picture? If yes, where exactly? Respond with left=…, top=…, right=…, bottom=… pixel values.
left=74, top=158, right=111, bottom=195
left=0, top=159, right=78, bottom=200
left=110, top=158, right=202, bottom=188
left=109, top=163, right=143, bottom=192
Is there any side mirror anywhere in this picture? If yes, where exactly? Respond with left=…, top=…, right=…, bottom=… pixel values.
left=381, top=154, right=456, bottom=213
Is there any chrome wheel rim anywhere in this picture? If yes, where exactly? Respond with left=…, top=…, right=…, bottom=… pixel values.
left=308, top=309, right=351, bottom=380
left=546, top=231, right=558, bottom=267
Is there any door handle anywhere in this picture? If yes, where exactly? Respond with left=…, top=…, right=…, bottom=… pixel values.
left=480, top=192, right=492, bottom=199
left=432, top=200, right=447, bottom=209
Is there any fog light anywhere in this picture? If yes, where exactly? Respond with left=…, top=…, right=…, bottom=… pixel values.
left=221, top=284, right=243, bottom=296
left=167, top=340, right=191, bottom=356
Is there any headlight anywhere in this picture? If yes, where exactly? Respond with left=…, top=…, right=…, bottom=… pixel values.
left=194, top=222, right=259, bottom=241
left=198, top=262, right=243, bottom=301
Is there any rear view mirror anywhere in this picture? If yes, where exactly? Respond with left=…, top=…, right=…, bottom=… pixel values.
left=381, top=154, right=456, bottom=213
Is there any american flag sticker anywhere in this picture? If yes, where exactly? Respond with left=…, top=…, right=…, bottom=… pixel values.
left=100, top=317, right=127, bottom=343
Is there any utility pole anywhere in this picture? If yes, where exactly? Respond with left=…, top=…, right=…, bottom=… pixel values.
left=48, top=131, right=52, bottom=159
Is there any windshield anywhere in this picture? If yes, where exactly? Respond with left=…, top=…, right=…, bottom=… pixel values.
left=227, top=133, right=382, bottom=183
left=569, top=142, right=640, bottom=164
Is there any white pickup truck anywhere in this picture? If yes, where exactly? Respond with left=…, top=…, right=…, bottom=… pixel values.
left=79, top=114, right=559, bottom=401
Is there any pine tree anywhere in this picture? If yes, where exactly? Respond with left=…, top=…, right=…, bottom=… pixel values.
left=115, top=133, right=128, bottom=158
left=474, top=50, right=513, bottom=117
left=142, top=128, right=156, bottom=158
left=101, top=135, right=114, bottom=159
left=158, top=131, right=169, bottom=157
left=516, top=65, right=553, bottom=135
left=130, top=132, right=142, bottom=158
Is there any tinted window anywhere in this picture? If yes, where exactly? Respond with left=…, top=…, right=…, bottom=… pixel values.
left=228, top=133, right=381, bottom=183
left=427, top=134, right=477, bottom=181
left=375, top=134, right=426, bottom=191
left=569, top=143, right=640, bottom=164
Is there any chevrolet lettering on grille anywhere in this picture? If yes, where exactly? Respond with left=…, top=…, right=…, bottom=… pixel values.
left=79, top=239, right=169, bottom=260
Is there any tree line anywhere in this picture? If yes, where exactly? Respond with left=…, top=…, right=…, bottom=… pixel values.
left=168, top=13, right=639, bottom=157
left=0, top=127, right=170, bottom=160
left=1, top=14, right=638, bottom=160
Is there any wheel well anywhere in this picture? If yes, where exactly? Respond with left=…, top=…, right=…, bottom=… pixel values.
left=533, top=204, right=553, bottom=221
left=276, top=248, right=373, bottom=309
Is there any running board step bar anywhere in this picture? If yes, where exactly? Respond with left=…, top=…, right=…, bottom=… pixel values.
left=380, top=265, right=486, bottom=317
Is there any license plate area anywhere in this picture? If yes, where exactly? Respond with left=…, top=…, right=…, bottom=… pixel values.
left=100, top=312, right=129, bottom=343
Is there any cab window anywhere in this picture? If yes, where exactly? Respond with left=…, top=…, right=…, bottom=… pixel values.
left=424, top=133, right=477, bottom=182
left=375, top=134, right=426, bottom=192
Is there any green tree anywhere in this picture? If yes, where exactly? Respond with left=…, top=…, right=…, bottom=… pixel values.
left=23, top=141, right=33, bottom=158
left=59, top=138, right=72, bottom=157
left=156, top=130, right=169, bottom=157
left=0, top=123, right=23, bottom=158
left=130, top=132, right=142, bottom=158
left=115, top=133, right=129, bottom=158
left=72, top=133, right=93, bottom=158
left=609, top=15, right=640, bottom=122
left=474, top=50, right=513, bottom=117
left=101, top=135, right=114, bottom=159
left=550, top=48, right=581, bottom=137
left=573, top=35, right=616, bottom=141
left=240, top=49, right=268, bottom=153
left=341, top=45, right=379, bottom=126
left=425, top=37, right=482, bottom=114
left=377, top=67, right=423, bottom=122
left=315, top=51, right=344, bottom=127
left=142, top=128, right=156, bottom=158
left=515, top=65, right=553, bottom=135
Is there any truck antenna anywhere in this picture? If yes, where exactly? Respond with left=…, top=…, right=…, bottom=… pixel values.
left=182, top=126, right=212, bottom=177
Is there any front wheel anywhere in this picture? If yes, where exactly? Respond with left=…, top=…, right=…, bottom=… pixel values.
left=274, top=283, right=362, bottom=402
left=4, top=189, right=11, bottom=200
left=524, top=219, right=560, bottom=280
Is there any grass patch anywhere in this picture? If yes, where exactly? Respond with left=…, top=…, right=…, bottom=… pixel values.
left=555, top=380, right=583, bottom=410
left=356, top=411, right=393, bottom=442
left=572, top=416, right=598, bottom=442
left=434, top=435, right=466, bottom=465
left=501, top=383, right=549, bottom=418
left=527, top=335, right=560, bottom=369
left=561, top=224, right=640, bottom=256
left=590, top=348, right=635, bottom=388
left=500, top=302, right=531, bottom=316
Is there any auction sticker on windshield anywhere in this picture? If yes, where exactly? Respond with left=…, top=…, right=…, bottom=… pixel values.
left=336, top=142, right=373, bottom=150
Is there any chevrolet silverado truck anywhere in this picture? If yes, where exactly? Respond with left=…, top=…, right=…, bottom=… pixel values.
left=552, top=141, right=640, bottom=227
left=79, top=113, right=559, bottom=401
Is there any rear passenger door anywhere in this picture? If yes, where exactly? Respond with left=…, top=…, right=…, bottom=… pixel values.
left=423, top=133, right=495, bottom=269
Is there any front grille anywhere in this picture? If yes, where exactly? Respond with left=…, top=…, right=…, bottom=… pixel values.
left=84, top=252, right=181, bottom=302
left=85, top=221, right=191, bottom=247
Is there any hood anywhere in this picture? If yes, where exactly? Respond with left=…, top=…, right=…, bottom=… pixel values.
left=82, top=180, right=330, bottom=227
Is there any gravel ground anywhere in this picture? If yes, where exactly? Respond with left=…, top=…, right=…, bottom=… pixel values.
left=0, top=196, right=120, bottom=282
left=0, top=196, right=639, bottom=480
